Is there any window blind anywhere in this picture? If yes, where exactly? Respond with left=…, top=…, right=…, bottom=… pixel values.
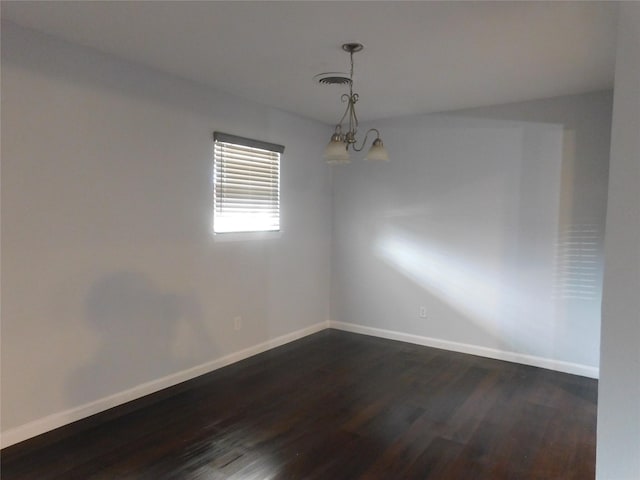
left=213, top=132, right=283, bottom=234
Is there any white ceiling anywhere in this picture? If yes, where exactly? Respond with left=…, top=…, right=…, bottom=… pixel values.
left=1, top=1, right=619, bottom=124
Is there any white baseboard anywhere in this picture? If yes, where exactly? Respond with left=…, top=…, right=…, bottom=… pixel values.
left=329, top=321, right=599, bottom=379
left=1, top=321, right=329, bottom=449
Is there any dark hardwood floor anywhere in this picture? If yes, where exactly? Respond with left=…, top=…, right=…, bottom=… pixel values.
left=1, top=329, right=597, bottom=479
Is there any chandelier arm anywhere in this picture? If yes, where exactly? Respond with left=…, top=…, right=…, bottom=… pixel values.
left=336, top=94, right=351, bottom=128
left=367, top=128, right=381, bottom=138
left=352, top=128, right=380, bottom=152
left=349, top=98, right=359, bottom=141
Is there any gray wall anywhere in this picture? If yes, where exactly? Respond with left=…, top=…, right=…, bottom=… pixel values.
left=597, top=3, right=640, bottom=478
left=332, top=91, right=612, bottom=373
left=1, top=24, right=332, bottom=439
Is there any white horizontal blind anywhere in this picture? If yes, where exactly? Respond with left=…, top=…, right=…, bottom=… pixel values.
left=213, top=132, right=283, bottom=233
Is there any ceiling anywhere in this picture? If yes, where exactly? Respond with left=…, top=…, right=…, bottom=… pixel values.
left=1, top=1, right=619, bottom=124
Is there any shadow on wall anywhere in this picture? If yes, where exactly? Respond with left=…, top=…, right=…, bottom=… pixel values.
left=67, top=271, right=212, bottom=407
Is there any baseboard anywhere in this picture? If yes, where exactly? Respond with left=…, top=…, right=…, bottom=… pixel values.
left=1, top=321, right=329, bottom=449
left=329, top=321, right=599, bottom=379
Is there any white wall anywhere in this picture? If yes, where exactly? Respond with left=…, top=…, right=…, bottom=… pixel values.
left=331, top=92, right=612, bottom=375
left=0, top=23, right=332, bottom=443
left=597, top=3, right=640, bottom=479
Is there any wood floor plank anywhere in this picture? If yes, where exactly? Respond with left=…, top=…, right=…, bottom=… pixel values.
left=1, top=330, right=597, bottom=479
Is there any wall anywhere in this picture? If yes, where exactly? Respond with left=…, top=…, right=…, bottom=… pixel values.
left=331, top=91, right=612, bottom=376
left=597, top=3, right=640, bottom=478
left=1, top=23, right=332, bottom=445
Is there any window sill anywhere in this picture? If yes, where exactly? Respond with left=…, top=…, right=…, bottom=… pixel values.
left=212, top=230, right=282, bottom=243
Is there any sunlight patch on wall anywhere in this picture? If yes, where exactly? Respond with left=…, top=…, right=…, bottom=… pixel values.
left=374, top=227, right=504, bottom=335
left=373, top=225, right=558, bottom=355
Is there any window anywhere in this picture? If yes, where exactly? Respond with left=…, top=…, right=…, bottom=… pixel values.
left=213, top=132, right=283, bottom=234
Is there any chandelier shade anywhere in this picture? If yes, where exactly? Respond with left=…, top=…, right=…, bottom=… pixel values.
left=365, top=138, right=389, bottom=162
left=321, top=43, right=389, bottom=165
left=323, top=130, right=350, bottom=164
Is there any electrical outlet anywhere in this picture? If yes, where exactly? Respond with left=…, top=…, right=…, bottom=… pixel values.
left=234, top=316, right=242, bottom=330
left=419, top=306, right=427, bottom=318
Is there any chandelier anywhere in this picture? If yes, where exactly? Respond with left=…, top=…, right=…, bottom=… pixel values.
left=322, top=43, right=389, bottom=165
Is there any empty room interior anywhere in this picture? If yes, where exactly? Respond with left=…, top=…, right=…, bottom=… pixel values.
left=1, top=2, right=638, bottom=479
